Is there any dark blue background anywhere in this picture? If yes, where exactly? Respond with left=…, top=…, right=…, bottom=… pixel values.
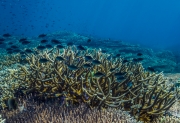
left=0, top=0, right=180, bottom=50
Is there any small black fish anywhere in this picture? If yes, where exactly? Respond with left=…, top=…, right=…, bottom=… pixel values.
left=85, top=55, right=93, bottom=61
left=175, top=82, right=180, bottom=87
left=38, top=34, right=46, bottom=38
left=8, top=42, right=13, bottom=45
left=114, top=72, right=125, bottom=78
left=37, top=45, right=46, bottom=50
left=3, top=33, right=11, bottom=37
left=45, top=44, right=53, bottom=48
left=55, top=56, right=65, bottom=61
left=21, top=40, right=31, bottom=45
left=67, top=42, right=74, bottom=46
left=7, top=51, right=13, bottom=54
left=39, top=58, right=49, bottom=63
left=123, top=59, right=128, bottom=63
left=25, top=49, right=33, bottom=53
left=67, top=65, right=79, bottom=70
left=40, top=39, right=48, bottom=43
left=20, top=51, right=25, bottom=55
left=126, top=81, right=133, bottom=88
left=19, top=38, right=27, bottom=42
left=56, top=44, right=64, bottom=49
left=92, top=60, right=101, bottom=65
left=0, top=38, right=5, bottom=42
left=21, top=54, right=26, bottom=59
left=137, top=58, right=143, bottom=61
left=101, top=50, right=107, bottom=53
left=147, top=66, right=155, bottom=72
left=117, top=76, right=125, bottom=81
left=137, top=53, right=143, bottom=56
left=6, top=48, right=13, bottom=51
left=87, top=38, right=91, bottom=43
left=7, top=98, right=17, bottom=110
left=11, top=45, right=18, bottom=49
left=115, top=54, right=121, bottom=57
left=94, top=72, right=105, bottom=78
left=77, top=45, right=86, bottom=50
left=110, top=68, right=116, bottom=72
left=83, top=63, right=92, bottom=68
left=0, top=42, right=4, bottom=44
left=13, top=49, right=21, bottom=53
left=51, top=39, right=61, bottom=44
left=133, top=58, right=143, bottom=62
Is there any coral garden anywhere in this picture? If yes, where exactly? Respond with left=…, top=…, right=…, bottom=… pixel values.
left=0, top=32, right=180, bottom=123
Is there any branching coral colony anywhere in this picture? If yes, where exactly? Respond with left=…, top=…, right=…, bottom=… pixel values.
left=0, top=46, right=179, bottom=122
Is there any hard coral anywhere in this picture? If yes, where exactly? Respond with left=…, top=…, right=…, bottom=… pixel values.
left=1, top=95, right=141, bottom=123
left=0, top=46, right=178, bottom=122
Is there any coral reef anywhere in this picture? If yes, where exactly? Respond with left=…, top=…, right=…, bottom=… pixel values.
left=0, top=114, right=5, bottom=123
left=1, top=95, right=142, bottom=123
left=0, top=45, right=178, bottom=122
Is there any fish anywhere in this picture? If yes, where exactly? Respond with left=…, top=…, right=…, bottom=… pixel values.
left=3, top=33, right=11, bottom=37
left=51, top=39, right=61, bottom=44
left=87, top=38, right=91, bottom=43
left=56, top=44, right=64, bottom=49
left=10, top=45, right=18, bottom=49
left=21, top=40, right=31, bottom=45
left=126, top=81, right=133, bottom=88
left=94, top=72, right=105, bottom=78
left=77, top=45, right=86, bottom=50
left=37, top=45, right=46, bottom=50
left=25, top=49, right=33, bottom=53
left=0, top=38, right=5, bottom=42
left=8, top=42, right=13, bottom=45
left=7, top=51, right=13, bottom=54
left=110, top=68, right=116, bottom=72
left=137, top=53, right=143, bottom=56
left=38, top=34, right=47, bottom=38
left=19, top=38, right=27, bottom=42
left=67, top=42, right=74, bottom=46
left=147, top=66, right=155, bottom=72
left=0, top=42, right=4, bottom=44
left=67, top=65, right=79, bottom=70
left=85, top=55, right=93, bottom=61
left=21, top=54, right=26, bottom=59
left=13, top=49, right=21, bottom=53
left=114, top=72, right=125, bottom=78
left=45, top=44, right=53, bottom=48
left=7, top=98, right=17, bottom=110
left=123, top=59, right=128, bottom=63
left=133, top=58, right=143, bottom=62
left=39, top=58, right=49, bottom=63
left=83, top=63, right=92, bottom=68
left=115, top=54, right=121, bottom=57
left=117, top=76, right=125, bottom=81
left=6, top=48, right=13, bottom=51
left=92, top=60, right=101, bottom=65
left=20, top=51, right=25, bottom=55
left=175, top=82, right=180, bottom=88
left=55, top=56, right=65, bottom=61
left=40, top=39, right=48, bottom=43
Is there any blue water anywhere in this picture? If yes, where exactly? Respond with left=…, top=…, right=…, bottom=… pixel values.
left=0, top=0, right=180, bottom=50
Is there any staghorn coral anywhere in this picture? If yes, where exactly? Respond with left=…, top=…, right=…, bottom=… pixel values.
left=0, top=46, right=179, bottom=122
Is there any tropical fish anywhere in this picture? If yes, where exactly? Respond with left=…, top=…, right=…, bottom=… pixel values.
left=38, top=34, right=47, bottom=38
left=39, top=58, right=49, bottom=63
left=94, top=72, right=105, bottom=77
